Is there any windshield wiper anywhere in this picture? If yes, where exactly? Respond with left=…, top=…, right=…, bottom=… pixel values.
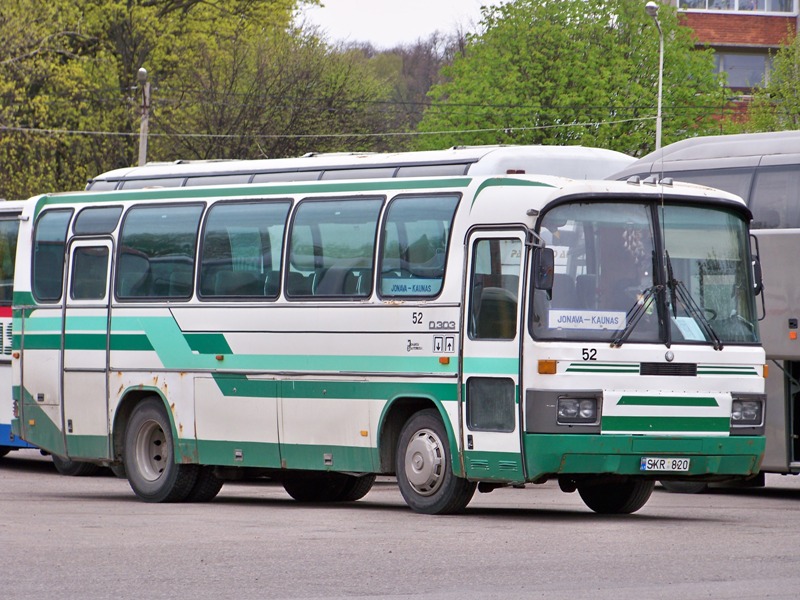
left=611, top=285, right=659, bottom=347
left=665, top=251, right=723, bottom=351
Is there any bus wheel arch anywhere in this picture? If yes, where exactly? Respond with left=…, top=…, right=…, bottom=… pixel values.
left=112, top=389, right=160, bottom=464
left=394, top=407, right=476, bottom=514
left=118, top=394, right=198, bottom=502
left=378, top=396, right=455, bottom=474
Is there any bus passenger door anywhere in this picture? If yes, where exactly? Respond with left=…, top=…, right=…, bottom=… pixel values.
left=62, top=240, right=112, bottom=460
left=461, top=231, right=526, bottom=482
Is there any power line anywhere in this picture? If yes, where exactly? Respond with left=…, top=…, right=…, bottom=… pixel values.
left=0, top=116, right=655, bottom=140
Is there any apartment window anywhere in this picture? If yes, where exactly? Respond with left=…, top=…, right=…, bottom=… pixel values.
left=715, top=53, right=770, bottom=89
left=679, top=0, right=795, bottom=11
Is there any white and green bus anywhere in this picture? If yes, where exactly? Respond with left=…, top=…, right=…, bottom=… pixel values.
left=0, top=201, right=30, bottom=457
left=12, top=169, right=767, bottom=514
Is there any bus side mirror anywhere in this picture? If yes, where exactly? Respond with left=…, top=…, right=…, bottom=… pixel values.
left=752, top=258, right=763, bottom=296
left=534, top=247, right=555, bottom=291
left=750, top=234, right=763, bottom=296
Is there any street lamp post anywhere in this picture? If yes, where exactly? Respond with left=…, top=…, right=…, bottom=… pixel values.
left=137, top=67, right=151, bottom=166
left=645, top=1, right=663, bottom=151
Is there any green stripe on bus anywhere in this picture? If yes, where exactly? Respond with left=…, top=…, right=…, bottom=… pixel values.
left=280, top=443, right=377, bottom=472
left=17, top=333, right=61, bottom=349
left=462, top=357, right=519, bottom=375
left=213, top=374, right=458, bottom=402
left=602, top=416, right=730, bottom=433
left=566, top=366, right=639, bottom=373
left=697, top=368, right=759, bottom=375
left=64, top=333, right=107, bottom=351
left=185, top=333, right=233, bottom=355
left=617, top=395, right=719, bottom=407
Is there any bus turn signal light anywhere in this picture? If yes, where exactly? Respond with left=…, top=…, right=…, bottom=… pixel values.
left=538, top=360, right=557, bottom=375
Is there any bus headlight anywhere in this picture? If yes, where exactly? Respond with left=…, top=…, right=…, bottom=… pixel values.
left=731, top=399, right=763, bottom=426
left=730, top=394, right=765, bottom=434
left=557, top=397, right=598, bottom=424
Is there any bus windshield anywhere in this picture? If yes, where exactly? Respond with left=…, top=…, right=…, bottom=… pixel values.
left=531, top=201, right=759, bottom=346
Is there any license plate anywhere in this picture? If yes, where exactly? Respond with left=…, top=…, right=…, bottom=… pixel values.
left=640, top=457, right=691, bottom=472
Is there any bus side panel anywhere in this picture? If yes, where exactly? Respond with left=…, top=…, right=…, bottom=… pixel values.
left=17, top=307, right=66, bottom=455
left=754, top=230, right=800, bottom=361
left=762, top=361, right=791, bottom=472
left=194, top=376, right=281, bottom=468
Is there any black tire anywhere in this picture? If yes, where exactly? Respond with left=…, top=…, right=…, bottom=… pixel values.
left=578, top=479, right=655, bottom=514
left=184, top=466, right=224, bottom=502
left=124, top=397, right=198, bottom=503
left=395, top=408, right=476, bottom=515
left=109, top=463, right=127, bottom=479
left=660, top=480, right=709, bottom=494
left=337, top=474, right=376, bottom=502
left=52, top=455, right=101, bottom=477
left=282, top=471, right=348, bottom=502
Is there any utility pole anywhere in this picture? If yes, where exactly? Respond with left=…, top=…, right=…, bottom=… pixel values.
left=137, top=68, right=151, bottom=166
left=645, top=2, right=663, bottom=151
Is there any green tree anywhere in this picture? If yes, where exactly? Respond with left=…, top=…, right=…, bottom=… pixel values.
left=3, top=0, right=400, bottom=199
left=742, top=32, right=800, bottom=132
left=415, top=0, right=723, bottom=156
left=152, top=27, right=395, bottom=158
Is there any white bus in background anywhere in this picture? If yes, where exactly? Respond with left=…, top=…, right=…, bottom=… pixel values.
left=611, top=130, right=800, bottom=491
left=12, top=164, right=766, bottom=514
left=0, top=201, right=30, bottom=458
left=85, top=145, right=635, bottom=191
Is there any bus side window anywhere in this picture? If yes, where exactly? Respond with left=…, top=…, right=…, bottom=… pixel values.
left=468, top=238, right=520, bottom=340
left=71, top=247, right=109, bottom=301
left=199, top=200, right=291, bottom=300
left=287, top=197, right=383, bottom=299
left=379, top=195, right=460, bottom=298
left=117, top=252, right=150, bottom=297
left=117, top=204, right=203, bottom=300
left=750, top=165, right=800, bottom=228
left=32, top=209, right=73, bottom=302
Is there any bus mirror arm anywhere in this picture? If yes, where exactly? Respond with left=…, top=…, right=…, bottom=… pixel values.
left=533, top=247, right=555, bottom=291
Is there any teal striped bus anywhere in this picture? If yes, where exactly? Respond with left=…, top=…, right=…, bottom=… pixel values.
left=12, top=167, right=767, bottom=514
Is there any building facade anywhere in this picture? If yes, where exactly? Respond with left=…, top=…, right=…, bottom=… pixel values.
left=670, top=0, right=799, bottom=91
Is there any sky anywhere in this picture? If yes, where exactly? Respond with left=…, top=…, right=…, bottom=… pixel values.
left=297, top=0, right=503, bottom=49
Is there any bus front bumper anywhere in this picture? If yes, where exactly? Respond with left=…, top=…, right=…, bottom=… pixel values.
left=522, top=434, right=765, bottom=482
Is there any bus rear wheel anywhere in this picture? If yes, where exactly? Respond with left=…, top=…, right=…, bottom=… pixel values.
left=395, top=409, right=476, bottom=515
left=51, top=455, right=100, bottom=477
left=124, top=397, right=198, bottom=503
left=577, top=478, right=655, bottom=514
left=184, top=466, right=224, bottom=502
left=660, top=480, right=709, bottom=494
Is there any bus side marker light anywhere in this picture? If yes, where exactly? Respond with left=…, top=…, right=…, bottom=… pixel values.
left=360, top=430, right=368, bottom=437
left=538, top=360, right=557, bottom=375
left=215, top=355, right=224, bottom=361
left=28, top=419, right=35, bottom=426
left=763, top=364, right=769, bottom=379
left=12, top=352, right=19, bottom=359
left=790, top=331, right=797, bottom=341
left=439, top=357, right=450, bottom=365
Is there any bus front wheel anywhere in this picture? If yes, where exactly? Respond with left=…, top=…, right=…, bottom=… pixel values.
left=395, top=409, right=476, bottom=515
left=124, top=397, right=198, bottom=502
left=577, top=478, right=655, bottom=514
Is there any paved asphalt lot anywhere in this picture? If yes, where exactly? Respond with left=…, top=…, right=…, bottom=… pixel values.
left=2, top=449, right=800, bottom=600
